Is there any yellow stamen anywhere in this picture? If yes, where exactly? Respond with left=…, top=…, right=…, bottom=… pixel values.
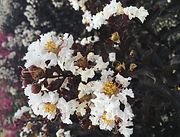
left=129, top=63, right=137, bottom=71
left=44, top=103, right=56, bottom=114
left=110, top=32, right=120, bottom=43
left=45, top=40, right=60, bottom=55
left=115, top=62, right=126, bottom=72
left=103, top=82, right=118, bottom=95
left=102, top=114, right=114, bottom=124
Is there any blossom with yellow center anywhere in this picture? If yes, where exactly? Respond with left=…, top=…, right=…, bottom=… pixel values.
left=103, top=82, right=118, bottom=95
left=101, top=114, right=114, bottom=124
left=45, top=40, right=60, bottom=55
left=44, top=103, right=57, bottom=114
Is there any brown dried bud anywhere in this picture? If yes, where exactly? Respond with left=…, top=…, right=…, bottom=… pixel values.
left=79, top=94, right=92, bottom=103
left=22, top=79, right=33, bottom=87
left=21, top=69, right=31, bottom=78
left=115, top=62, right=126, bottom=72
left=76, top=57, right=88, bottom=69
left=31, top=83, right=41, bottom=94
left=28, top=65, right=45, bottom=80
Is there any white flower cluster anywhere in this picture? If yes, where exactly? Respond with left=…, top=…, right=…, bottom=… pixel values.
left=0, top=0, right=12, bottom=29
left=24, top=32, right=108, bottom=82
left=68, top=0, right=149, bottom=31
left=65, top=52, right=109, bottom=82
left=24, top=0, right=38, bottom=28
left=14, top=22, right=41, bottom=47
left=78, top=69, right=134, bottom=137
left=24, top=32, right=74, bottom=69
left=25, top=86, right=77, bottom=123
left=68, top=0, right=88, bottom=11
left=123, top=6, right=149, bottom=23
left=22, top=31, right=135, bottom=137
left=0, top=66, right=18, bottom=82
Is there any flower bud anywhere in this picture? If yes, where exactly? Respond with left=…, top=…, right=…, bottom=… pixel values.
left=22, top=79, right=33, bottom=88
left=21, top=69, right=31, bottom=78
left=31, top=83, right=41, bottom=94
left=28, top=65, right=45, bottom=80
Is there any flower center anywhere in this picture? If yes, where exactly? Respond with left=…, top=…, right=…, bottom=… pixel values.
left=103, top=82, right=118, bottom=95
left=110, top=32, right=120, bottom=43
left=44, top=103, right=56, bottom=114
left=101, top=114, right=114, bottom=124
left=45, top=40, right=60, bottom=55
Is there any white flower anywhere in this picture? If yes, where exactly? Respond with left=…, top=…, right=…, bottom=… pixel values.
left=89, top=89, right=134, bottom=134
left=14, top=106, right=30, bottom=119
left=116, top=88, right=134, bottom=104
left=78, top=82, right=94, bottom=98
left=24, top=85, right=43, bottom=115
left=36, top=91, right=60, bottom=120
left=24, top=32, right=59, bottom=69
left=24, top=32, right=74, bottom=69
left=123, top=6, right=149, bottom=23
left=76, top=101, right=88, bottom=116
left=118, top=112, right=134, bottom=137
left=109, top=52, right=116, bottom=62
left=68, top=0, right=87, bottom=11
left=103, top=0, right=122, bottom=18
left=25, top=86, right=58, bottom=120
left=72, top=0, right=148, bottom=31
left=82, top=11, right=93, bottom=31
left=58, top=33, right=74, bottom=71
left=77, top=68, right=95, bottom=82
left=69, top=0, right=79, bottom=10
left=78, top=70, right=134, bottom=134
left=93, top=56, right=109, bottom=71
left=80, top=35, right=99, bottom=46
left=25, top=85, right=77, bottom=122
left=86, top=52, right=97, bottom=62
left=81, top=0, right=123, bottom=31
left=92, top=12, right=107, bottom=29
left=57, top=98, right=77, bottom=124
left=65, top=52, right=108, bottom=82
left=101, top=69, right=114, bottom=82
left=89, top=92, right=121, bottom=131
left=115, top=73, right=131, bottom=87
left=56, top=128, right=71, bottom=137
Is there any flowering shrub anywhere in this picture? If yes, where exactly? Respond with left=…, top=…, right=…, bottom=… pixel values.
left=1, top=0, right=180, bottom=137
left=20, top=31, right=135, bottom=136
left=14, top=0, right=149, bottom=136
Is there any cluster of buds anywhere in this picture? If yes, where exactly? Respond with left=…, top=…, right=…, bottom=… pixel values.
left=21, top=65, right=45, bottom=92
